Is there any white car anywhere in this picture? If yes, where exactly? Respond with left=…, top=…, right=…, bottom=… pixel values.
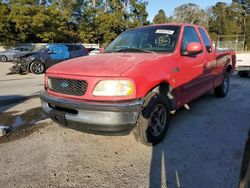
left=236, top=53, right=250, bottom=77
left=88, top=48, right=100, bottom=56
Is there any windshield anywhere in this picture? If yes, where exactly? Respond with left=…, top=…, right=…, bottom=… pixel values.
left=105, top=25, right=180, bottom=53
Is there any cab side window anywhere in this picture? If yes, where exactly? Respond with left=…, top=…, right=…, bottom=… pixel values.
left=49, top=45, right=69, bottom=60
left=199, top=28, right=212, bottom=53
left=181, top=27, right=201, bottom=53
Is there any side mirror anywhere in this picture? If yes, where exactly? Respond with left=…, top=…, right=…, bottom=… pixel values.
left=47, top=50, right=53, bottom=54
left=184, top=42, right=203, bottom=56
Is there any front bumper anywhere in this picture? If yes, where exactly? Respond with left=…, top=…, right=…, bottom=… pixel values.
left=9, top=58, right=30, bottom=73
left=40, top=91, right=144, bottom=136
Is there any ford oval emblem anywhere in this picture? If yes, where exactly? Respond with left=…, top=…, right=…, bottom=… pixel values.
left=60, top=81, right=69, bottom=89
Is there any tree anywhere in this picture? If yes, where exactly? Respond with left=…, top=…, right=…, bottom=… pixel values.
left=79, top=0, right=149, bottom=46
left=0, top=0, right=149, bottom=46
left=246, top=15, right=250, bottom=49
left=128, top=0, right=148, bottom=28
left=173, top=3, right=209, bottom=28
left=0, top=2, right=15, bottom=45
left=153, top=9, right=168, bottom=24
left=232, top=0, right=250, bottom=49
left=208, top=2, right=244, bottom=41
left=7, top=0, right=39, bottom=42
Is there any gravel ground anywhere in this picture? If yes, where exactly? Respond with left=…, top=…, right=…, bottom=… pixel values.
left=0, top=75, right=250, bottom=188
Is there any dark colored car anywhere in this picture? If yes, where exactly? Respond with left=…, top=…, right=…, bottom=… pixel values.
left=11, top=44, right=88, bottom=74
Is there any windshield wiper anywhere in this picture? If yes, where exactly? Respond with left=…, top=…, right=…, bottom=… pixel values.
left=114, top=48, right=156, bottom=53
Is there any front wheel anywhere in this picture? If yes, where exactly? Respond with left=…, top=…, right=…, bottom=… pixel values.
left=214, top=72, right=229, bottom=98
left=133, top=92, right=170, bottom=146
left=30, top=61, right=45, bottom=74
left=0, top=55, right=7, bottom=62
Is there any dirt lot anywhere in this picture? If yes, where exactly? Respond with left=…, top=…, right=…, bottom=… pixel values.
left=0, top=63, right=250, bottom=188
left=0, top=62, right=43, bottom=106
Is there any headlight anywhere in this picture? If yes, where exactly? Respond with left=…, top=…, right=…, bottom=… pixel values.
left=92, top=80, right=134, bottom=96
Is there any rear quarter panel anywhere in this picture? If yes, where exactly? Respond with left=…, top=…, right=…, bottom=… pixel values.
left=213, top=50, right=235, bottom=87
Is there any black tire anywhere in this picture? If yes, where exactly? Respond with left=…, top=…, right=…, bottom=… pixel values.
left=214, top=72, right=229, bottom=98
left=30, top=61, right=45, bottom=74
left=239, top=71, right=249, bottom=78
left=133, top=92, right=170, bottom=146
left=0, top=55, right=7, bottom=62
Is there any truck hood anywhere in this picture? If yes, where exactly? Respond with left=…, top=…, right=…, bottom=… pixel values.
left=46, top=53, right=164, bottom=77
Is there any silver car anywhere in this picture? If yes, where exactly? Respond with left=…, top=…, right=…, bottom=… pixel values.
left=0, top=46, right=33, bottom=62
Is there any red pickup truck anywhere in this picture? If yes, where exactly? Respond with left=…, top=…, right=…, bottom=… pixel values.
left=40, top=24, right=235, bottom=146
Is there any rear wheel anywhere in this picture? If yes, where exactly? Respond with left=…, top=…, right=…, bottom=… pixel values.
left=214, top=72, right=229, bottom=98
left=0, top=55, right=7, bottom=62
left=30, top=61, right=45, bottom=74
left=133, top=92, right=170, bottom=146
left=239, top=71, right=249, bottom=78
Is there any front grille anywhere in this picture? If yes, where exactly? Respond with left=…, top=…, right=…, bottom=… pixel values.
left=48, top=77, right=88, bottom=96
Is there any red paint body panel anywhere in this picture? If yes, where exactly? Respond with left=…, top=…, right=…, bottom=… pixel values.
left=45, top=24, right=236, bottom=109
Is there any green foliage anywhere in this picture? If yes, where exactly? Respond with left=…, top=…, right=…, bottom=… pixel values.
left=0, top=0, right=250, bottom=49
left=246, top=15, right=250, bottom=49
left=173, top=3, right=209, bottom=28
left=0, top=0, right=149, bottom=46
left=153, top=9, right=168, bottom=24
left=208, top=3, right=244, bottom=36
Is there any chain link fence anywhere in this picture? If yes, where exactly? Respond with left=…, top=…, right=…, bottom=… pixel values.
left=216, top=35, right=246, bottom=52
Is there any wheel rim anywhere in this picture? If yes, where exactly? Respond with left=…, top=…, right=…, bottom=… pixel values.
left=149, top=104, right=167, bottom=137
left=223, top=75, right=229, bottom=93
left=32, top=63, right=44, bottom=73
left=0, top=56, right=6, bottom=62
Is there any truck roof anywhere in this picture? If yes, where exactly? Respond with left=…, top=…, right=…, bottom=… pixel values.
left=131, top=23, right=205, bottom=30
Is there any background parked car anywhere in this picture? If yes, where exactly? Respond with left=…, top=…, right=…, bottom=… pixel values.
left=236, top=53, right=250, bottom=78
left=11, top=44, right=88, bottom=74
left=88, top=48, right=100, bottom=56
left=0, top=46, right=33, bottom=62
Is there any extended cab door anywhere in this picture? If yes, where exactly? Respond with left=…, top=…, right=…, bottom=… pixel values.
left=198, top=27, right=216, bottom=90
left=178, top=26, right=208, bottom=104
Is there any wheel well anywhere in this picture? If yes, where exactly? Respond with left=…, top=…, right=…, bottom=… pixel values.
left=149, top=83, right=176, bottom=110
left=0, top=55, right=7, bottom=60
left=226, top=65, right=232, bottom=73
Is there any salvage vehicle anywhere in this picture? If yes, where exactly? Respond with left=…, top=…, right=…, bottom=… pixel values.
left=10, top=44, right=88, bottom=74
left=40, top=24, right=236, bottom=146
left=236, top=53, right=250, bottom=77
left=0, top=46, right=33, bottom=62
